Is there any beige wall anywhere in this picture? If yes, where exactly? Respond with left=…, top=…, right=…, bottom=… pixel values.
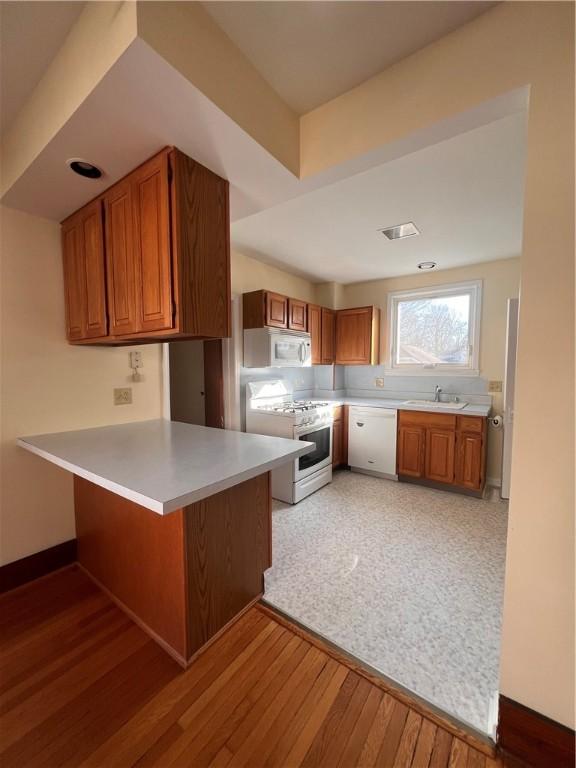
left=340, top=258, right=521, bottom=483
left=231, top=249, right=317, bottom=302
left=0, top=206, right=164, bottom=565
left=301, top=2, right=575, bottom=728
left=137, top=2, right=299, bottom=176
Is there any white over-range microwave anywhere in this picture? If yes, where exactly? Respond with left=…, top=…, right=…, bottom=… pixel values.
left=243, top=328, right=312, bottom=368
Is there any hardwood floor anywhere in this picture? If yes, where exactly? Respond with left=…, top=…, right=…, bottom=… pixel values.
left=0, top=566, right=509, bottom=767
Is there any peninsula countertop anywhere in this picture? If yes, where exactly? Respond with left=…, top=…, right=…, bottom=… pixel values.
left=17, top=419, right=313, bottom=515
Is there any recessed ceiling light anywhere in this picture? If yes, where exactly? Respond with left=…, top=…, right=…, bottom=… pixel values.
left=379, top=222, right=420, bottom=240
left=417, top=261, right=436, bottom=270
left=66, top=158, right=103, bottom=179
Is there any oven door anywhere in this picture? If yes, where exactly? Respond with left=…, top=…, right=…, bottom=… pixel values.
left=294, top=422, right=332, bottom=480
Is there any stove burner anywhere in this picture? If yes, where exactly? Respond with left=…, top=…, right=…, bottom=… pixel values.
left=262, top=400, right=331, bottom=414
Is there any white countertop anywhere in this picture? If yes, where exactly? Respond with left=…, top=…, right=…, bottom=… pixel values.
left=321, top=396, right=491, bottom=417
left=17, top=419, right=313, bottom=515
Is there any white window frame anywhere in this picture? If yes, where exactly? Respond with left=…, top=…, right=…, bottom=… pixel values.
left=385, top=280, right=482, bottom=376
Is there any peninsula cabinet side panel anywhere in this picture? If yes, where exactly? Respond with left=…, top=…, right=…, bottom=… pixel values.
left=74, top=477, right=188, bottom=662
left=185, top=472, right=271, bottom=657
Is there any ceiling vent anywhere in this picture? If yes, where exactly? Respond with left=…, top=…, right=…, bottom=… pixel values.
left=379, top=222, right=420, bottom=240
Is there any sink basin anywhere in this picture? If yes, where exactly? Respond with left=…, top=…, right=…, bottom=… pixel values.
left=403, top=400, right=468, bottom=410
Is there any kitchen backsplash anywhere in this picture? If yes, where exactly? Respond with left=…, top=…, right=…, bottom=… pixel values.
left=240, top=364, right=492, bottom=429
left=343, top=366, right=491, bottom=404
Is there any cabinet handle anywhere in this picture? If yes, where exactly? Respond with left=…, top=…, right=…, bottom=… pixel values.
left=356, top=422, right=364, bottom=427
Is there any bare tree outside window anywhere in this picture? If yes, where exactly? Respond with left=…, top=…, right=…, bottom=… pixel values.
left=395, top=294, right=471, bottom=365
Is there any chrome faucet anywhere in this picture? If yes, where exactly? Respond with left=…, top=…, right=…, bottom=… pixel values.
left=434, top=385, right=442, bottom=402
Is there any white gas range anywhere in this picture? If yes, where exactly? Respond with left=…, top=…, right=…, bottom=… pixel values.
left=245, top=380, right=333, bottom=504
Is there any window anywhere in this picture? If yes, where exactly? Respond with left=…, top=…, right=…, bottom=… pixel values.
left=386, top=281, right=482, bottom=374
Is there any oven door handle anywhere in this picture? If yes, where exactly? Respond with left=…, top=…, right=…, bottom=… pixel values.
left=294, top=422, right=331, bottom=437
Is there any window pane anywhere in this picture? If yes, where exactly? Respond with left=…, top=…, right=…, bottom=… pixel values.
left=396, top=294, right=471, bottom=366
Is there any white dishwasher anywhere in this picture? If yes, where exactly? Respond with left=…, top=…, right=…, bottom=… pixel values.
left=348, top=406, right=398, bottom=479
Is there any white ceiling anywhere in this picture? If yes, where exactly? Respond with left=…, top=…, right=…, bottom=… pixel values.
left=231, top=113, right=527, bottom=283
left=0, top=1, right=85, bottom=135
left=202, top=1, right=496, bottom=114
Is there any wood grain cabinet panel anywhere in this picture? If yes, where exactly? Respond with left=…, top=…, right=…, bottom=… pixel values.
left=288, top=298, right=307, bottom=331
left=104, top=178, right=140, bottom=336
left=425, top=428, right=455, bottom=484
left=82, top=204, right=108, bottom=338
left=321, top=308, right=336, bottom=363
left=185, top=473, right=271, bottom=656
left=397, top=426, right=425, bottom=477
left=61, top=200, right=107, bottom=341
left=266, top=292, right=289, bottom=328
left=398, top=410, right=486, bottom=494
left=335, top=306, right=380, bottom=365
left=308, top=304, right=322, bottom=364
left=455, top=432, right=484, bottom=490
left=332, top=419, right=343, bottom=467
left=131, top=152, right=173, bottom=332
left=330, top=405, right=349, bottom=467
left=61, top=223, right=86, bottom=341
left=63, top=146, right=230, bottom=345
left=74, top=472, right=272, bottom=666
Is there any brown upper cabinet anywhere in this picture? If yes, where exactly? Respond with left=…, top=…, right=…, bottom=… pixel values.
left=61, top=199, right=108, bottom=341
left=321, top=308, right=336, bottom=364
left=308, top=304, right=322, bottom=364
left=288, top=298, right=307, bottom=332
left=335, top=306, right=380, bottom=365
left=61, top=147, right=230, bottom=344
left=308, top=304, right=335, bottom=364
left=397, top=410, right=486, bottom=494
left=243, top=290, right=308, bottom=332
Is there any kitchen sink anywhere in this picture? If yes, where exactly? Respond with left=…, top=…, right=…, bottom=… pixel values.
left=403, top=400, right=468, bottom=410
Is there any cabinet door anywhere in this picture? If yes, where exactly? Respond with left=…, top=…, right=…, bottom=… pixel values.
left=335, top=307, right=374, bottom=365
left=105, top=179, right=138, bottom=335
left=288, top=298, right=307, bottom=332
left=82, top=203, right=108, bottom=338
left=131, top=152, right=174, bottom=332
left=62, top=221, right=86, bottom=341
left=455, top=432, right=483, bottom=490
left=425, top=428, right=455, bottom=484
left=321, top=308, right=336, bottom=363
left=265, top=292, right=288, bottom=328
left=61, top=199, right=107, bottom=341
left=308, top=304, right=322, bottom=364
left=397, top=426, right=425, bottom=477
left=332, top=418, right=343, bottom=467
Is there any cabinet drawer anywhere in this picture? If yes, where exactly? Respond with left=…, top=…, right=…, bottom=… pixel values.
left=398, top=410, right=456, bottom=430
left=457, top=415, right=485, bottom=434
left=332, top=405, right=343, bottom=423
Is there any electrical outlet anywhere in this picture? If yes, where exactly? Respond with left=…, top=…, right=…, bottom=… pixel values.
left=488, top=380, right=503, bottom=393
left=114, top=387, right=132, bottom=405
left=374, top=377, right=385, bottom=388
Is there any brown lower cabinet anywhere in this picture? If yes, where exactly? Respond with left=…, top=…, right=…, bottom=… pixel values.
left=61, top=146, right=230, bottom=345
left=332, top=405, right=349, bottom=468
left=74, top=472, right=271, bottom=666
left=397, top=410, right=486, bottom=493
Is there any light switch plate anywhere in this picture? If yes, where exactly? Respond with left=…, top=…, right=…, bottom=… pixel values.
left=374, top=377, right=385, bottom=388
left=114, top=387, right=133, bottom=405
left=488, top=380, right=503, bottom=393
